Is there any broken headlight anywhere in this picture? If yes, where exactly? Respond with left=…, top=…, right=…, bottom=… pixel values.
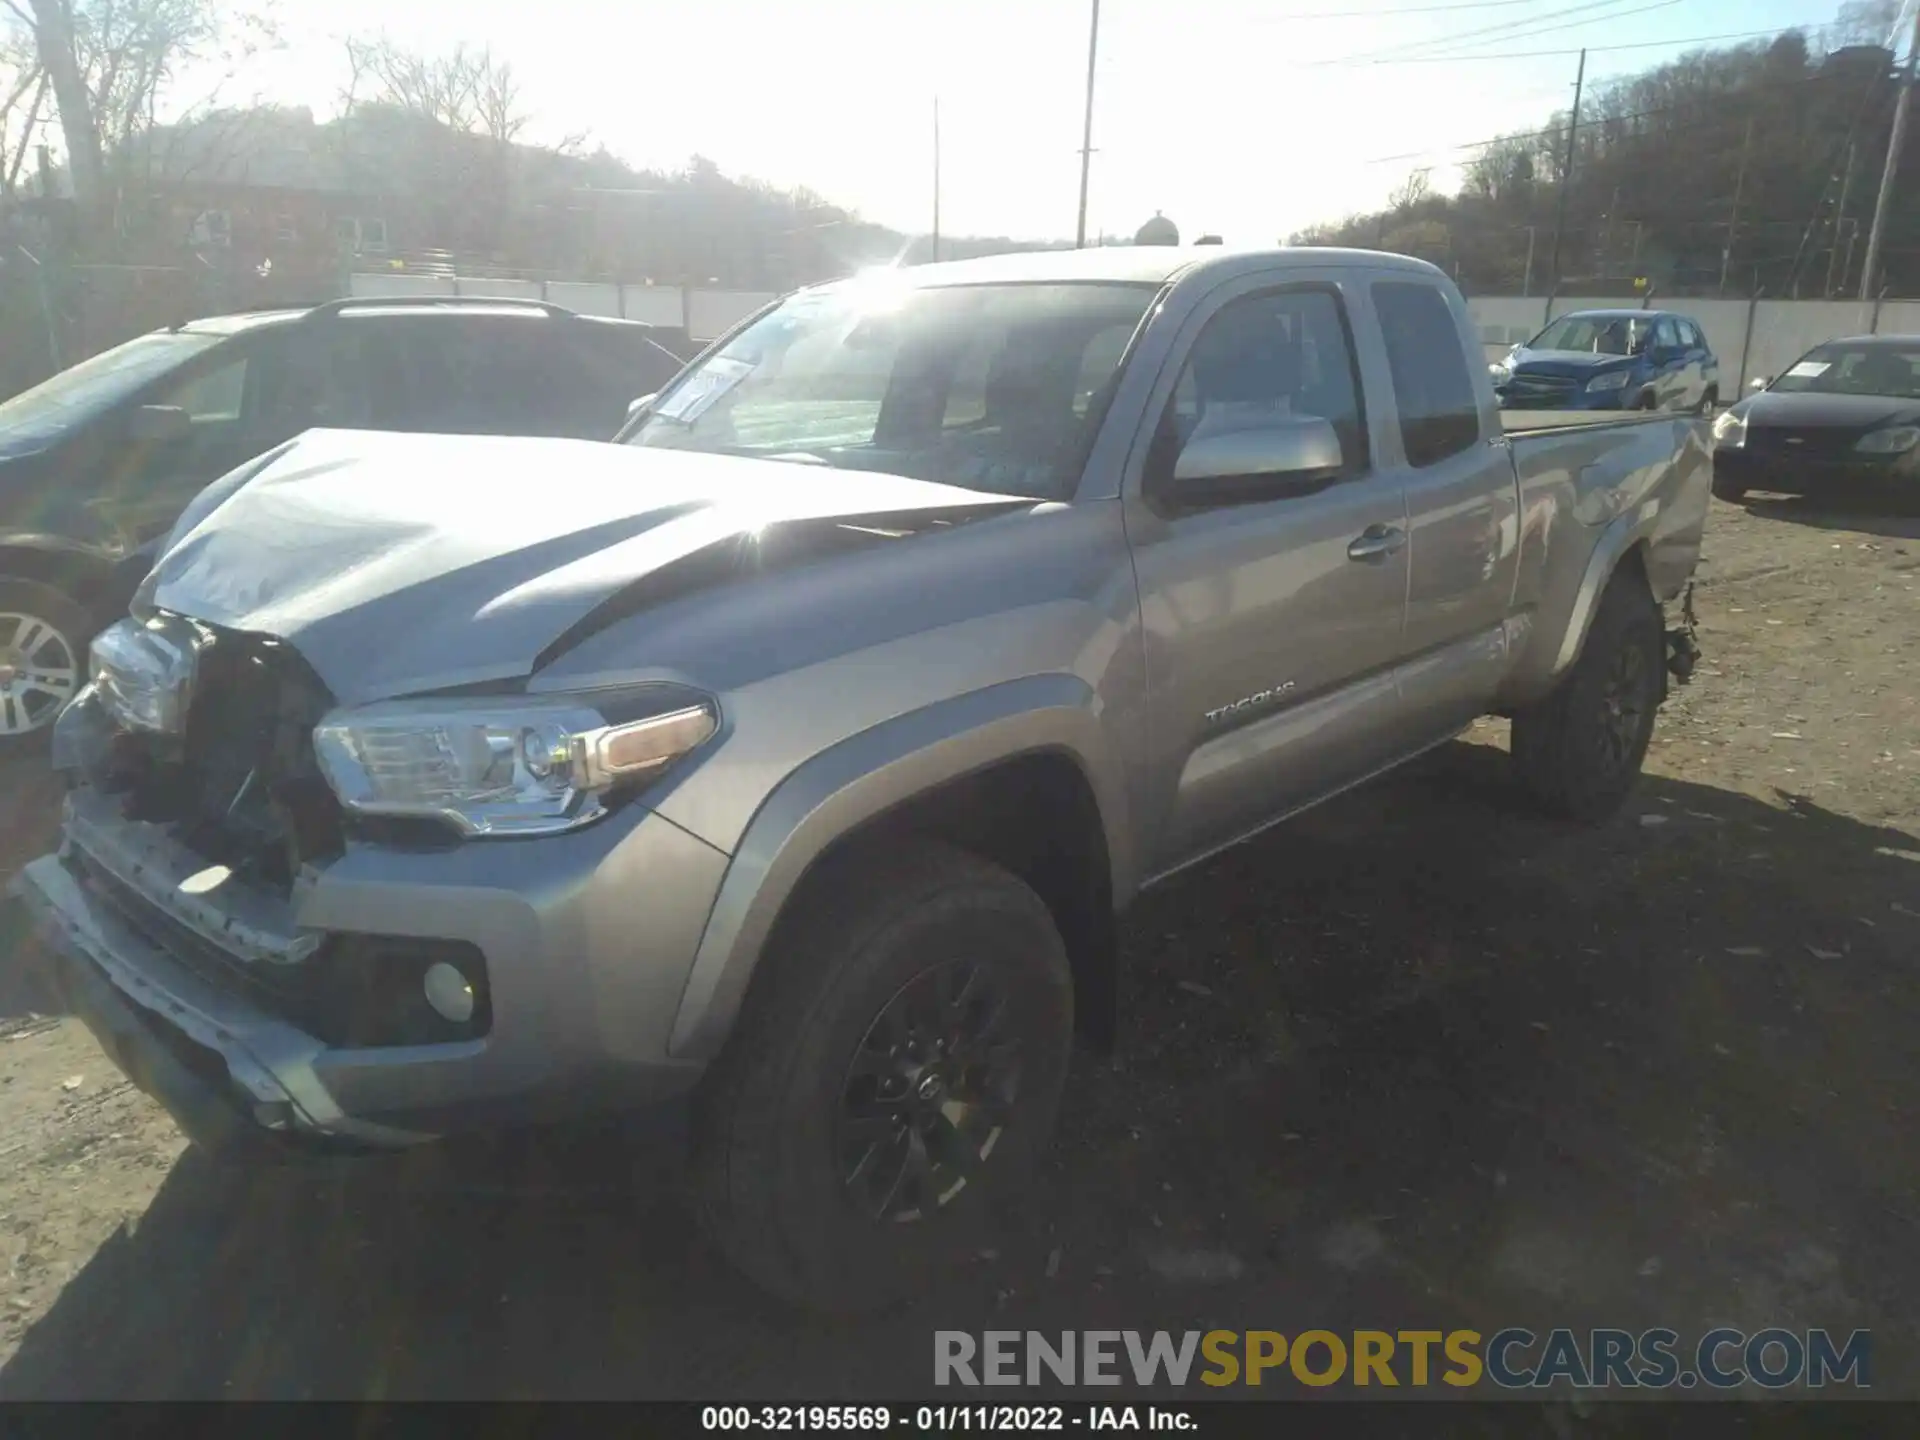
left=89, top=614, right=203, bottom=735
left=312, top=688, right=717, bottom=838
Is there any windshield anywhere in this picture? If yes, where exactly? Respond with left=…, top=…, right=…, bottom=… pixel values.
left=0, top=331, right=222, bottom=448
left=1769, top=343, right=1920, bottom=399
left=1529, top=314, right=1652, bottom=357
left=625, top=278, right=1157, bottom=500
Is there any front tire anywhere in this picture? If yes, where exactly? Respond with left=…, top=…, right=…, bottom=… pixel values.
left=0, top=579, right=90, bottom=751
left=1710, top=469, right=1748, bottom=503
left=1511, top=571, right=1665, bottom=822
left=690, top=841, right=1074, bottom=1313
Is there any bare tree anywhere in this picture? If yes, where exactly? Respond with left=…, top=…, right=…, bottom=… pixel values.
left=1834, top=0, right=1904, bottom=48
left=0, top=34, right=47, bottom=194
left=342, top=36, right=526, bottom=141
left=1388, top=167, right=1432, bottom=213
left=474, top=54, right=524, bottom=145
left=3, top=0, right=273, bottom=203
left=9, top=0, right=104, bottom=200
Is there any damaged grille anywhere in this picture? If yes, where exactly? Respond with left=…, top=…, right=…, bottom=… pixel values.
left=114, top=625, right=344, bottom=895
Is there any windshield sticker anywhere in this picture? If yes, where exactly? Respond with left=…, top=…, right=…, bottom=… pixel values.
left=654, top=356, right=756, bottom=424
left=1786, top=360, right=1831, bottom=378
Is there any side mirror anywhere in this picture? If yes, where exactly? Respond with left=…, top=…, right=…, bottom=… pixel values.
left=627, top=392, right=658, bottom=420
left=1749, top=376, right=1769, bottom=392
left=1154, top=419, right=1345, bottom=508
left=128, top=404, right=192, bottom=443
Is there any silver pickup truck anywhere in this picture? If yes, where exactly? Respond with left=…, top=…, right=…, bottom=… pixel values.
left=15, top=247, right=1710, bottom=1312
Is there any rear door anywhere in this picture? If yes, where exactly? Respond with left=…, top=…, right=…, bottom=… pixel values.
left=359, top=316, right=616, bottom=440
left=1123, top=271, right=1413, bottom=876
left=1651, top=316, right=1688, bottom=409
left=1680, top=319, right=1716, bottom=405
left=1368, top=277, right=1522, bottom=746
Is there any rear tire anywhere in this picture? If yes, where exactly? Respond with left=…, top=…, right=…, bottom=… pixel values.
left=0, top=579, right=90, bottom=753
left=1511, top=570, right=1665, bottom=823
left=689, top=840, right=1074, bottom=1313
left=1710, top=470, right=1748, bottom=503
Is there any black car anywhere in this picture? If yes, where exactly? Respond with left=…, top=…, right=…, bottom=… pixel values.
left=1712, top=335, right=1920, bottom=503
left=0, top=296, right=685, bottom=746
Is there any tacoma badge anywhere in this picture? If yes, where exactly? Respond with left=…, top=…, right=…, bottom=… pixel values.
left=1205, top=680, right=1296, bottom=725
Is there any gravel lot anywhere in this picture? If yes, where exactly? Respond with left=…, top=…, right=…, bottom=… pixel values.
left=0, top=494, right=1916, bottom=1400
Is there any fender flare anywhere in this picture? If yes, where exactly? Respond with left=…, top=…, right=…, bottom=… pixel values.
left=666, top=674, right=1128, bottom=1060
left=1550, top=501, right=1663, bottom=680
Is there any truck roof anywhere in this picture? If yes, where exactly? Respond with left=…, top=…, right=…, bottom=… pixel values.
left=876, top=245, right=1447, bottom=290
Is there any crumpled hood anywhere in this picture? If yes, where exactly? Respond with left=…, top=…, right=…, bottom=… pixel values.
left=146, top=429, right=1034, bottom=705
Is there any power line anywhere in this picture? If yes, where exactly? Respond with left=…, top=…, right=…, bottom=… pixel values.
left=1363, top=55, right=1878, bottom=164
left=1267, top=0, right=1548, bottom=17
left=1391, top=0, right=1699, bottom=64
left=1357, top=21, right=1839, bottom=64
left=1321, top=0, right=1671, bottom=67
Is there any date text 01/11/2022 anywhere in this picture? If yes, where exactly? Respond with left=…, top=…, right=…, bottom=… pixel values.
left=699, top=1406, right=1195, bottom=1431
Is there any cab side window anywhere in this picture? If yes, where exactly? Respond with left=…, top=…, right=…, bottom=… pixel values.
left=1654, top=317, right=1681, bottom=353
left=1152, top=286, right=1367, bottom=481
left=1372, top=280, right=1481, bottom=467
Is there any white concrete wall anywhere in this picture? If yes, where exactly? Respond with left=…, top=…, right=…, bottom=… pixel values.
left=621, top=284, right=687, bottom=327
left=348, top=272, right=456, bottom=298
left=687, top=289, right=773, bottom=342
left=543, top=280, right=623, bottom=318
left=1468, top=294, right=1911, bottom=395
left=449, top=277, right=544, bottom=302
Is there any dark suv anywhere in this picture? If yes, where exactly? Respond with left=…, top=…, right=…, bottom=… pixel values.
left=0, top=297, right=685, bottom=746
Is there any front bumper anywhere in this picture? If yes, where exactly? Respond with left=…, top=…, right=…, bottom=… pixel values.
left=1713, top=448, right=1912, bottom=494
left=1497, top=378, right=1636, bottom=411
left=12, top=783, right=727, bottom=1157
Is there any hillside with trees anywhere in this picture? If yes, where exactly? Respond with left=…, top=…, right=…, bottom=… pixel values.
left=1293, top=0, right=1920, bottom=299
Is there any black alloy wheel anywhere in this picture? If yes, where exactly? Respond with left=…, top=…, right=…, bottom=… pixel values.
left=837, top=958, right=1021, bottom=1223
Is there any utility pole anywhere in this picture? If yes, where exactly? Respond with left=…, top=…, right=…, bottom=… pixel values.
left=1521, top=224, right=1536, bottom=297
left=1862, top=6, right=1920, bottom=303
left=931, top=96, right=941, bottom=263
left=1546, top=48, right=1586, bottom=298
left=1075, top=0, right=1101, bottom=248
left=1718, top=116, right=1755, bottom=297
left=1826, top=140, right=1857, bottom=297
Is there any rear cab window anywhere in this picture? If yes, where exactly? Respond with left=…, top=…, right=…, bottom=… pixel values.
left=1371, top=280, right=1483, bottom=467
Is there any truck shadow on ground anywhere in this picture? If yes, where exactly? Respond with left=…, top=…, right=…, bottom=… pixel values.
left=4, top=739, right=1918, bottom=1399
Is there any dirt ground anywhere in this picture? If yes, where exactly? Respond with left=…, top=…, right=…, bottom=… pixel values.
left=0, top=493, right=1915, bottom=1401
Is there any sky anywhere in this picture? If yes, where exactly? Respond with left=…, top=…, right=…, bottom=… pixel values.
left=179, top=0, right=1874, bottom=245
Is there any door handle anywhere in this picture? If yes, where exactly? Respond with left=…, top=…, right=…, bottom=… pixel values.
left=1347, top=524, right=1406, bottom=562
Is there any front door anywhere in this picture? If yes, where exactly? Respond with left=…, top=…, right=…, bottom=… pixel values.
left=1124, top=277, right=1411, bottom=877
left=100, top=339, right=280, bottom=550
